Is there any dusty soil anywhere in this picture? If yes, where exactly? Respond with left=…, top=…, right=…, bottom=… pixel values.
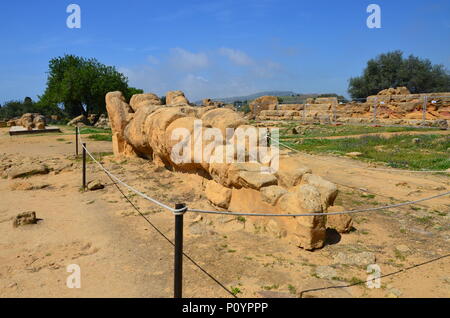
left=0, top=127, right=449, bottom=298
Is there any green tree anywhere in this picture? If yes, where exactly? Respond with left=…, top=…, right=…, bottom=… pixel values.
left=348, top=51, right=450, bottom=99
left=124, top=87, right=144, bottom=103
left=0, top=97, right=65, bottom=119
left=39, top=55, right=141, bottom=117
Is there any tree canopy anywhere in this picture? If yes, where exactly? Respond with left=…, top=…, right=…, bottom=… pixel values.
left=39, top=55, right=142, bottom=117
left=0, top=97, right=63, bottom=119
left=348, top=51, right=450, bottom=99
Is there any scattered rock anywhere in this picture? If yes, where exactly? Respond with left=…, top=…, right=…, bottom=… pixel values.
left=326, top=206, right=353, bottom=233
left=188, top=222, right=208, bottom=235
left=346, top=152, right=363, bottom=157
left=395, top=245, right=411, bottom=254
left=13, top=211, right=38, bottom=228
left=192, top=215, right=203, bottom=223
left=388, top=288, right=402, bottom=297
left=333, top=252, right=376, bottom=267
left=94, top=114, right=110, bottom=129
left=205, top=180, right=232, bottom=209
left=258, top=290, right=296, bottom=298
left=7, top=163, right=49, bottom=179
left=9, top=181, right=50, bottom=191
left=87, top=180, right=104, bottom=191
left=314, top=265, right=337, bottom=280
left=412, top=138, right=421, bottom=144
left=7, top=282, right=18, bottom=288
left=68, top=114, right=90, bottom=127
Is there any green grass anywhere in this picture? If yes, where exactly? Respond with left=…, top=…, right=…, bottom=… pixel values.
left=283, top=134, right=450, bottom=171
left=236, top=216, right=246, bottom=223
left=230, top=287, right=241, bottom=296
left=262, top=284, right=279, bottom=291
left=287, top=284, right=297, bottom=295
left=88, top=133, right=112, bottom=141
left=73, top=151, right=113, bottom=162
left=279, top=124, right=439, bottom=139
left=394, top=250, right=406, bottom=261
left=79, top=127, right=111, bottom=134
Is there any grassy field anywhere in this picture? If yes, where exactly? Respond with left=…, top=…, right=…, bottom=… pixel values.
left=282, top=134, right=450, bottom=171
left=279, top=123, right=441, bottom=139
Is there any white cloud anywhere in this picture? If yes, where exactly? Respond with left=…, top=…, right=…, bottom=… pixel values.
left=120, top=46, right=290, bottom=102
left=147, top=55, right=160, bottom=65
left=219, top=47, right=254, bottom=66
left=169, top=48, right=209, bottom=71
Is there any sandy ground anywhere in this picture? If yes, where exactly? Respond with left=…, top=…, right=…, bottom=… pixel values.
left=0, top=127, right=449, bottom=298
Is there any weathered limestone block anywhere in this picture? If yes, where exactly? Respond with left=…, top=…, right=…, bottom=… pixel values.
left=315, top=97, right=338, bottom=104
left=276, top=157, right=312, bottom=188
left=142, top=107, right=186, bottom=161
left=129, top=93, right=162, bottom=112
left=260, top=186, right=287, bottom=206
left=326, top=206, right=353, bottom=233
left=301, top=173, right=338, bottom=209
left=166, top=90, right=190, bottom=106
left=201, top=108, right=247, bottom=139
left=105, top=91, right=136, bottom=157
left=124, top=105, right=162, bottom=155
left=68, top=114, right=90, bottom=127
left=33, top=115, right=46, bottom=129
left=13, top=211, right=37, bottom=228
left=205, top=180, right=232, bottom=209
left=278, top=184, right=326, bottom=250
left=237, top=171, right=277, bottom=190
left=249, top=96, right=278, bottom=115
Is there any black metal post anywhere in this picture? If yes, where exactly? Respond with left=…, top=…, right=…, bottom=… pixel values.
left=82, top=143, right=86, bottom=190
left=174, top=203, right=186, bottom=298
left=75, top=126, right=79, bottom=157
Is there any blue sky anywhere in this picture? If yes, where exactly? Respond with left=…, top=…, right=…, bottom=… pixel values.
left=0, top=0, right=449, bottom=104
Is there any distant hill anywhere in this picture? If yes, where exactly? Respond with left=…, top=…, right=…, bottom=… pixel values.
left=195, top=91, right=310, bottom=104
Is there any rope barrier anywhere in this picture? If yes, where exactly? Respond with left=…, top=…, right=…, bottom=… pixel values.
left=77, top=131, right=449, bottom=218
left=78, top=132, right=237, bottom=298
left=76, top=127, right=449, bottom=299
left=79, top=141, right=186, bottom=214
left=299, top=253, right=450, bottom=298
left=187, top=190, right=450, bottom=216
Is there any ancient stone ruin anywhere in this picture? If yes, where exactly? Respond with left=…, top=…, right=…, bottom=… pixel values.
left=105, top=90, right=352, bottom=250
left=256, top=87, right=450, bottom=128
left=15, top=113, right=47, bottom=130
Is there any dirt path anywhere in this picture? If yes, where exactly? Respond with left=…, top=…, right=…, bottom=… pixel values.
left=279, top=151, right=449, bottom=210
left=0, top=127, right=449, bottom=298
